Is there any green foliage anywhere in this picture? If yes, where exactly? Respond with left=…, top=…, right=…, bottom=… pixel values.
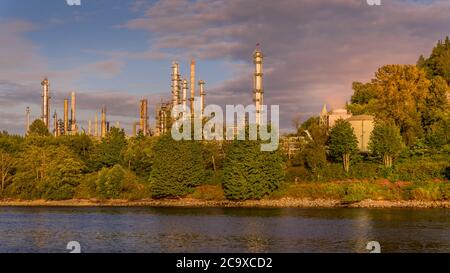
left=149, top=135, right=206, bottom=198
left=7, top=145, right=84, bottom=200
left=223, top=139, right=285, bottom=200
left=97, top=127, right=127, bottom=168
left=97, top=165, right=125, bottom=199
left=328, top=119, right=358, bottom=172
left=121, top=136, right=156, bottom=177
left=418, top=36, right=450, bottom=84
left=369, top=122, right=404, bottom=167
left=28, top=119, right=50, bottom=136
left=350, top=82, right=377, bottom=105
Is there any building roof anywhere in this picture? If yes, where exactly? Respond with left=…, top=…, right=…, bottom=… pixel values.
left=346, top=114, right=374, bottom=121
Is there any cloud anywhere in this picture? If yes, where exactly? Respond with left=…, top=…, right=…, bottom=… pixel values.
left=123, top=0, right=450, bottom=130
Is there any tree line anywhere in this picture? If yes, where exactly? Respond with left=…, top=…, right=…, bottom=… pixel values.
left=0, top=38, right=449, bottom=201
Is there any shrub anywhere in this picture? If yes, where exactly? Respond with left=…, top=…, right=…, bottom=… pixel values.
left=149, top=135, right=206, bottom=198
left=223, top=139, right=285, bottom=200
left=97, top=165, right=125, bottom=199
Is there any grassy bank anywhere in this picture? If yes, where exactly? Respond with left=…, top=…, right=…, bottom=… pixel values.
left=1, top=179, right=449, bottom=208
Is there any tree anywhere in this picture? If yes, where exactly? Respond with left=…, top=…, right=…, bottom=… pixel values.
left=368, top=122, right=404, bottom=168
left=328, top=119, right=359, bottom=172
left=418, top=36, right=450, bottom=84
left=0, top=150, right=15, bottom=193
left=28, top=119, right=50, bottom=136
left=223, top=139, right=285, bottom=200
left=97, top=165, right=125, bottom=199
left=97, top=127, right=127, bottom=168
left=296, top=142, right=327, bottom=181
left=149, top=135, right=205, bottom=198
left=7, top=145, right=84, bottom=200
left=121, top=136, right=156, bottom=177
left=372, top=65, right=430, bottom=146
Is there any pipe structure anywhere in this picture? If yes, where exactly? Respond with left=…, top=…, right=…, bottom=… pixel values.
left=70, top=91, right=77, bottom=134
left=41, top=78, right=50, bottom=129
left=253, top=47, right=264, bottom=125
left=190, top=59, right=196, bottom=116
left=140, top=99, right=148, bottom=136
left=64, top=98, right=69, bottom=135
left=182, top=78, right=188, bottom=117
left=199, top=80, right=206, bottom=119
left=25, top=107, right=30, bottom=135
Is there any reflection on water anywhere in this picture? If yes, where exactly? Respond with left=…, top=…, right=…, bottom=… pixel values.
left=0, top=207, right=448, bottom=253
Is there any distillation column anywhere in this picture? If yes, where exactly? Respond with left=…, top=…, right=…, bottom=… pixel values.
left=182, top=79, right=188, bottom=117
left=199, top=80, right=205, bottom=119
left=53, top=111, right=59, bottom=137
left=70, top=92, right=77, bottom=134
left=25, top=107, right=30, bottom=135
left=190, top=59, right=196, bottom=116
left=253, top=47, right=264, bottom=125
left=41, top=78, right=50, bottom=130
left=64, top=98, right=69, bottom=135
left=171, top=62, right=180, bottom=114
left=101, top=106, right=107, bottom=138
left=95, top=114, right=99, bottom=138
left=140, top=99, right=149, bottom=136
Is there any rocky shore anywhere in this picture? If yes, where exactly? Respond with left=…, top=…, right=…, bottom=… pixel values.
left=0, top=198, right=449, bottom=208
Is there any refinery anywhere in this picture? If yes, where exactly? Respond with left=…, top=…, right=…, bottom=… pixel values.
left=26, top=47, right=265, bottom=138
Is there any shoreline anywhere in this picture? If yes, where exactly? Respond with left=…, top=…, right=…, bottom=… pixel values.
left=0, top=198, right=449, bottom=208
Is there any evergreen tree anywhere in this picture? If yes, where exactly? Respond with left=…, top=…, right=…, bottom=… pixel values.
left=97, top=127, right=127, bottom=168
left=223, top=139, right=285, bottom=200
left=28, top=119, right=50, bottom=136
left=328, top=119, right=358, bottom=172
left=418, top=36, right=450, bottom=84
left=368, top=122, right=404, bottom=168
left=8, top=145, right=84, bottom=200
left=149, top=135, right=205, bottom=198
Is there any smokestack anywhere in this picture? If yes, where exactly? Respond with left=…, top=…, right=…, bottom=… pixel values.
left=64, top=98, right=69, bottom=135
left=182, top=78, right=188, bottom=117
left=41, top=78, right=50, bottom=129
left=253, top=46, right=264, bottom=125
left=25, top=107, right=30, bottom=135
left=88, top=120, right=92, bottom=135
left=95, top=114, right=99, bottom=138
left=140, top=99, right=148, bottom=136
left=190, top=59, right=196, bottom=115
left=71, top=91, right=77, bottom=134
left=101, top=106, right=107, bottom=138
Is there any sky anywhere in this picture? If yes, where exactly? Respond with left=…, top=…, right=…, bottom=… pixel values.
left=0, top=0, right=449, bottom=135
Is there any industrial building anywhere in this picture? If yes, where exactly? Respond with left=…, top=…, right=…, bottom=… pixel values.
left=33, top=46, right=266, bottom=139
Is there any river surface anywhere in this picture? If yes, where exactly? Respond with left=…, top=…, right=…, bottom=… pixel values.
left=0, top=207, right=448, bottom=253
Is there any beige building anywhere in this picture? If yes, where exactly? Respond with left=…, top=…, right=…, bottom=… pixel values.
left=346, top=115, right=375, bottom=152
left=327, top=108, right=352, bottom=128
left=320, top=105, right=375, bottom=152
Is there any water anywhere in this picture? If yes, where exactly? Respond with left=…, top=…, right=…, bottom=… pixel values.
left=0, top=207, right=448, bottom=253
